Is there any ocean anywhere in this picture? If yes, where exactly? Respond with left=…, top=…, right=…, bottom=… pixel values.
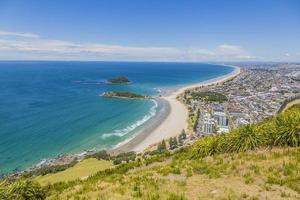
left=0, top=61, right=233, bottom=174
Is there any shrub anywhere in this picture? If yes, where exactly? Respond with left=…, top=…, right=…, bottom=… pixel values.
left=0, top=179, right=46, bottom=200
left=111, top=151, right=136, bottom=165
left=87, top=150, right=110, bottom=160
left=190, top=134, right=223, bottom=158
left=223, top=124, right=263, bottom=153
left=272, top=107, right=300, bottom=147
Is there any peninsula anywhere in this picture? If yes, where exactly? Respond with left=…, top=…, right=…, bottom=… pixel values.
left=106, top=76, right=131, bottom=84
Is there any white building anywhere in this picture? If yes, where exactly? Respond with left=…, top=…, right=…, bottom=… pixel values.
left=214, top=111, right=229, bottom=127
left=214, top=111, right=229, bottom=133
left=202, top=113, right=215, bottom=134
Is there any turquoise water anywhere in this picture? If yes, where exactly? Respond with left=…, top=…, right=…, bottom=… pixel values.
left=0, top=61, right=233, bottom=174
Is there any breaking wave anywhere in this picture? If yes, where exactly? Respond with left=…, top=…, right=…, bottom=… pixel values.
left=100, top=100, right=158, bottom=139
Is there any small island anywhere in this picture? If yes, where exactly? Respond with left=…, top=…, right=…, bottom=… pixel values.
left=101, top=91, right=150, bottom=99
left=106, top=76, right=131, bottom=84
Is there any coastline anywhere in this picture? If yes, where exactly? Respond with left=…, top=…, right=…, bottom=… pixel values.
left=4, top=65, right=241, bottom=176
left=113, top=65, right=241, bottom=153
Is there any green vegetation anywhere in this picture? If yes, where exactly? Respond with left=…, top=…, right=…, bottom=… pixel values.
left=35, top=158, right=112, bottom=185
left=157, top=139, right=167, bottom=152
left=43, top=146, right=300, bottom=199
left=106, top=76, right=131, bottom=84
left=187, top=108, right=199, bottom=133
left=1, top=105, right=299, bottom=199
left=102, top=91, right=147, bottom=99
left=22, top=160, right=78, bottom=178
left=169, top=137, right=178, bottom=150
left=190, top=91, right=228, bottom=102
left=0, top=179, right=45, bottom=200
left=178, top=129, right=187, bottom=145
left=86, top=150, right=110, bottom=160
left=112, top=151, right=137, bottom=165
left=193, top=109, right=200, bottom=132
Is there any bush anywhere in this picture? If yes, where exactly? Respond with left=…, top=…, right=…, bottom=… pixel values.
left=223, top=124, right=264, bottom=153
left=87, top=150, right=110, bottom=160
left=111, top=151, right=136, bottom=165
left=0, top=179, right=46, bottom=200
left=191, top=134, right=223, bottom=158
left=272, top=107, right=300, bottom=147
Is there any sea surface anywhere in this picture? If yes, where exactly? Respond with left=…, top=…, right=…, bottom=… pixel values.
left=0, top=61, right=233, bottom=174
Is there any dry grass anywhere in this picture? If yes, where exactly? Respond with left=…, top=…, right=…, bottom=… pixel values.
left=47, top=147, right=300, bottom=200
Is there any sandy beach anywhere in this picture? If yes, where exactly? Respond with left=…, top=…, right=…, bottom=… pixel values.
left=113, top=65, right=241, bottom=153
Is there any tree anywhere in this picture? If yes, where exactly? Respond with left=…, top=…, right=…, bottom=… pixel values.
left=173, top=137, right=178, bottom=146
left=169, top=137, right=174, bottom=149
left=178, top=135, right=183, bottom=146
left=169, top=137, right=178, bottom=150
left=157, top=139, right=167, bottom=152
left=193, top=109, right=200, bottom=132
left=180, top=129, right=187, bottom=140
left=178, top=129, right=187, bottom=146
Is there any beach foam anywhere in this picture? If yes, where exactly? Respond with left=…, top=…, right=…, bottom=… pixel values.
left=101, top=100, right=158, bottom=139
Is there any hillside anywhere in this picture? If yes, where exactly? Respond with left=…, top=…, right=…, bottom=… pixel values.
left=0, top=105, right=299, bottom=200
left=46, top=147, right=300, bottom=200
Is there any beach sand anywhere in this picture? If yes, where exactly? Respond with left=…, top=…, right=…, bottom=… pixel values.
left=112, top=65, right=241, bottom=153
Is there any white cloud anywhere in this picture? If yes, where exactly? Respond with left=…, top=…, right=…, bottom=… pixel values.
left=217, top=44, right=243, bottom=55
left=0, top=30, right=40, bottom=38
left=285, top=53, right=291, bottom=57
left=0, top=30, right=255, bottom=61
left=296, top=52, right=300, bottom=56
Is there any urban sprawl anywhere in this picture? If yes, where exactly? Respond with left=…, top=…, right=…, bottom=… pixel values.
left=180, top=63, right=300, bottom=137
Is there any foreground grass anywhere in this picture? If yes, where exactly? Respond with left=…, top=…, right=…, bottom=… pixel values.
left=35, top=159, right=112, bottom=186
left=46, top=147, right=300, bottom=200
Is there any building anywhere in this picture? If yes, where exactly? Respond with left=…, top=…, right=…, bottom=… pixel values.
left=203, top=120, right=214, bottom=134
left=202, top=113, right=215, bottom=134
left=214, top=111, right=229, bottom=127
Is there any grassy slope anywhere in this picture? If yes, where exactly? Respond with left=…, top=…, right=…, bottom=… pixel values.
left=35, top=159, right=112, bottom=186
left=45, top=106, right=300, bottom=200
left=47, top=147, right=300, bottom=200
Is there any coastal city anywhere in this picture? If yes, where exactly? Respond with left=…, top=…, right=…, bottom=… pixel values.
left=2, top=1, right=300, bottom=199
left=4, top=63, right=300, bottom=179
left=180, top=63, right=300, bottom=137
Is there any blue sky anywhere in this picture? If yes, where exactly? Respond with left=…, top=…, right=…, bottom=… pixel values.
left=0, top=0, right=299, bottom=61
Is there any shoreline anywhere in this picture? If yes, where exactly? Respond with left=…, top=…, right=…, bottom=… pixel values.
left=110, top=98, right=170, bottom=154
left=4, top=65, right=240, bottom=177
left=113, top=65, right=241, bottom=152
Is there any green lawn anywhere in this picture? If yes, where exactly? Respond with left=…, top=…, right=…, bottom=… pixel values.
left=35, top=158, right=112, bottom=185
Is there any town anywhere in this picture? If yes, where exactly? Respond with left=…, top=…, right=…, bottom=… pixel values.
left=180, top=63, right=300, bottom=136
